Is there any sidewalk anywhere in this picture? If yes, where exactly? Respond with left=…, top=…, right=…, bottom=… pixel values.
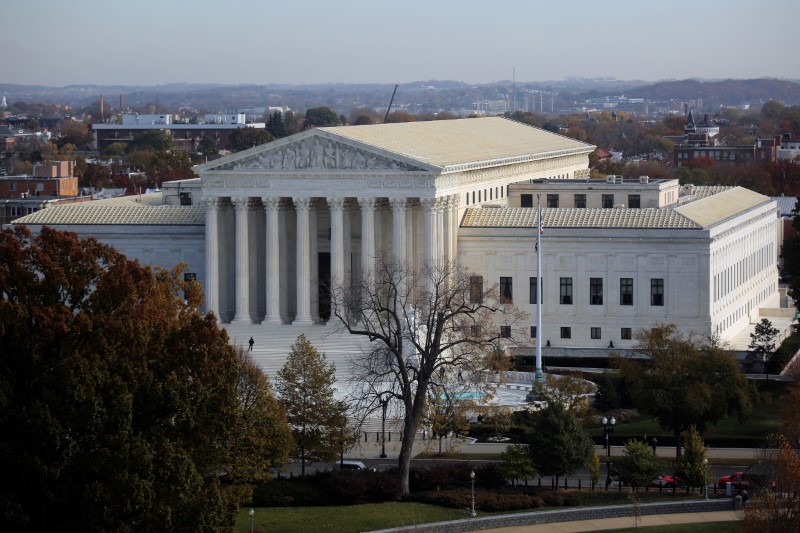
left=478, top=510, right=738, bottom=532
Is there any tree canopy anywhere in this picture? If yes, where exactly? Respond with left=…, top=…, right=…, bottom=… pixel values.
left=617, top=325, right=756, bottom=459
left=275, top=335, right=351, bottom=476
left=303, top=107, right=340, bottom=128
left=0, top=226, right=291, bottom=531
left=524, top=403, right=594, bottom=486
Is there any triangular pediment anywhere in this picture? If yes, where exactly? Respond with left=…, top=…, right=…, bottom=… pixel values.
left=197, top=130, right=430, bottom=173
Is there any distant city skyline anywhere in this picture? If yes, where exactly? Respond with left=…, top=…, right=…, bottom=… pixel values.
left=3, top=0, right=799, bottom=87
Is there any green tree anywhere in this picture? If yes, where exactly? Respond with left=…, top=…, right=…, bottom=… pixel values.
left=742, top=434, right=800, bottom=533
left=266, top=110, right=288, bottom=138
left=0, top=226, right=290, bottom=531
left=125, top=129, right=173, bottom=153
left=674, top=425, right=709, bottom=492
left=197, top=136, right=220, bottom=160
left=425, top=373, right=475, bottom=455
left=526, top=403, right=594, bottom=487
left=275, top=335, right=349, bottom=476
left=748, top=318, right=780, bottom=378
left=227, top=128, right=273, bottom=152
left=303, top=107, right=340, bottom=128
left=530, top=373, right=595, bottom=413
left=615, top=439, right=662, bottom=490
left=617, top=325, right=756, bottom=459
left=499, top=444, right=537, bottom=486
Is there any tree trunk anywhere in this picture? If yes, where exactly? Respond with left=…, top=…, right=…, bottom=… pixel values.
left=674, top=430, right=682, bottom=461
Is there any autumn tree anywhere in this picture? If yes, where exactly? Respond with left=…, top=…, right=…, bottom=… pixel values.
left=741, top=434, right=800, bottom=533
left=617, top=325, right=756, bottom=459
left=525, top=403, right=594, bottom=488
left=424, top=371, right=475, bottom=455
left=331, top=255, right=525, bottom=494
left=529, top=373, right=595, bottom=414
left=275, top=335, right=351, bottom=476
left=748, top=318, right=780, bottom=377
left=0, top=226, right=291, bottom=531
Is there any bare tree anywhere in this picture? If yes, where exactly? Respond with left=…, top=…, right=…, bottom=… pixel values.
left=330, top=255, right=526, bottom=494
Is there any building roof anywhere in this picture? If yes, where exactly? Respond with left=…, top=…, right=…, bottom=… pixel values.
left=772, top=195, right=797, bottom=217
left=11, top=204, right=204, bottom=226
left=461, top=187, right=772, bottom=230
left=674, top=187, right=771, bottom=227
left=461, top=207, right=701, bottom=229
left=320, top=117, right=594, bottom=170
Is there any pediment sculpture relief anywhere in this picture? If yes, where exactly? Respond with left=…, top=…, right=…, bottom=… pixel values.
left=216, top=138, right=423, bottom=172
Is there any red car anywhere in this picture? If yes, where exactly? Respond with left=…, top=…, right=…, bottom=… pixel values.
left=647, top=475, right=678, bottom=488
left=718, top=471, right=776, bottom=490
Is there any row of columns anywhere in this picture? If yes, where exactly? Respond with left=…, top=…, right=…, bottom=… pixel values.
left=204, top=194, right=460, bottom=324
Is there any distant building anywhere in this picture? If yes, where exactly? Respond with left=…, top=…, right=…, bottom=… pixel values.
left=0, top=161, right=83, bottom=224
left=684, top=110, right=719, bottom=138
left=674, top=136, right=780, bottom=167
left=91, top=113, right=266, bottom=153
left=777, top=133, right=800, bottom=162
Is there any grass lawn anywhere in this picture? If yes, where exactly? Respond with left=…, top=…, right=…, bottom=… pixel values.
left=236, top=493, right=723, bottom=532
left=602, top=522, right=740, bottom=532
left=236, top=502, right=466, bottom=533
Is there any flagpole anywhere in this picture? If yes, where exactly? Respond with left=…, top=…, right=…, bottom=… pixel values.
left=535, top=193, right=544, bottom=383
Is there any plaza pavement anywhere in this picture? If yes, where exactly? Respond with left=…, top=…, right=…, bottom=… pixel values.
left=476, top=510, right=739, bottom=532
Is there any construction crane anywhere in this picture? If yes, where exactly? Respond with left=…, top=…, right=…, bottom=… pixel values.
left=383, top=84, right=399, bottom=123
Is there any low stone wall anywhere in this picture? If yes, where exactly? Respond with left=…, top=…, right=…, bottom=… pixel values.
left=370, top=498, right=735, bottom=533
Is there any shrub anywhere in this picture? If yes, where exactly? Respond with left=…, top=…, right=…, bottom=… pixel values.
left=413, top=489, right=544, bottom=512
left=252, top=470, right=401, bottom=507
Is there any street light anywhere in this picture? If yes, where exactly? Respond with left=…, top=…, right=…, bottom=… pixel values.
left=379, top=393, right=389, bottom=459
left=469, top=470, right=476, bottom=517
left=249, top=508, right=254, bottom=533
left=703, top=458, right=709, bottom=499
left=603, top=416, right=616, bottom=490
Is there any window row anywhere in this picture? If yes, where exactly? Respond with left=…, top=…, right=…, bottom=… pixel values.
left=529, top=326, right=633, bottom=340
left=492, top=276, right=664, bottom=306
left=521, top=193, right=640, bottom=209
left=466, top=185, right=506, bottom=206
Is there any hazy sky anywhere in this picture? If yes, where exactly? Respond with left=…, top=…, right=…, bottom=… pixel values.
left=4, top=0, right=798, bottom=86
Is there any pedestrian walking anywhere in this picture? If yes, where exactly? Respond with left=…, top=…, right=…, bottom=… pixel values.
left=248, top=337, right=254, bottom=351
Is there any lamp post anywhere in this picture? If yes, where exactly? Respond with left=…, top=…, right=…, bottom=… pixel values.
left=249, top=508, right=254, bottom=533
left=379, top=394, right=389, bottom=459
left=469, top=470, right=476, bottom=517
left=603, top=416, right=616, bottom=490
left=703, top=458, right=709, bottom=499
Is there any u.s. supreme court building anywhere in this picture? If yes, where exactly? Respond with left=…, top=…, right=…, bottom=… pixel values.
left=12, top=117, right=791, bottom=368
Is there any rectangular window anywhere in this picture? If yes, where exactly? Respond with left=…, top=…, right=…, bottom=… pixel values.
left=529, top=276, right=541, bottom=304
left=628, top=194, right=641, bottom=208
left=591, top=327, right=601, bottom=339
left=9, top=182, right=16, bottom=191
left=621, top=327, right=632, bottom=340
left=10, top=206, right=22, bottom=217
left=651, top=278, right=664, bottom=306
left=574, top=194, right=586, bottom=208
left=521, top=194, right=533, bottom=208
left=560, top=326, right=571, bottom=339
left=470, top=325, right=481, bottom=337
left=602, top=194, right=614, bottom=208
left=560, top=277, right=573, bottom=305
left=179, top=192, right=192, bottom=205
left=590, top=278, right=603, bottom=305
left=620, top=278, right=633, bottom=305
left=500, top=276, right=513, bottom=303
left=469, top=276, right=483, bottom=303
left=500, top=325, right=511, bottom=338
left=547, top=194, right=559, bottom=208
left=530, top=326, right=537, bottom=338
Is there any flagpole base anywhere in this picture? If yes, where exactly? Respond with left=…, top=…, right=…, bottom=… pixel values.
left=534, top=369, right=545, bottom=383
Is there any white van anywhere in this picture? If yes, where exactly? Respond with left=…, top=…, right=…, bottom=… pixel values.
left=339, top=460, right=375, bottom=471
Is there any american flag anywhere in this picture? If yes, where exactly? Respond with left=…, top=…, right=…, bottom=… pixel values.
left=539, top=215, right=544, bottom=235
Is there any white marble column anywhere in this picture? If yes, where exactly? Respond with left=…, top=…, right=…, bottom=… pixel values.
left=422, top=198, right=438, bottom=269
left=359, top=197, right=376, bottom=278
left=449, top=195, right=460, bottom=264
left=203, top=197, right=220, bottom=316
left=262, top=197, right=281, bottom=324
left=293, top=197, right=314, bottom=325
left=329, top=198, right=345, bottom=305
left=310, top=200, right=320, bottom=324
left=390, top=198, right=407, bottom=265
left=231, top=197, right=252, bottom=324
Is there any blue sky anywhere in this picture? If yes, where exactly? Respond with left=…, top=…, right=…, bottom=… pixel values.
left=3, top=0, right=798, bottom=86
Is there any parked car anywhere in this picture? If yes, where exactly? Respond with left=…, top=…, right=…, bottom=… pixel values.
left=647, top=475, right=678, bottom=488
left=339, top=460, right=376, bottom=472
left=718, top=468, right=775, bottom=490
